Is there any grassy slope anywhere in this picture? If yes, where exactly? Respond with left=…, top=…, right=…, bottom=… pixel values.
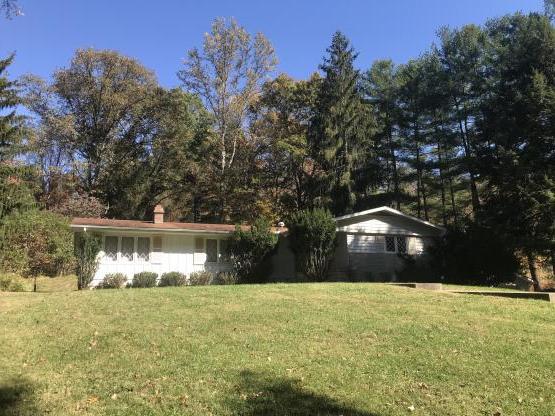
left=0, top=284, right=554, bottom=416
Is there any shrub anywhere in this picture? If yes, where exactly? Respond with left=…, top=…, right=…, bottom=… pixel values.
left=229, top=218, right=278, bottom=283
left=428, top=222, right=520, bottom=285
left=159, top=271, right=187, bottom=287
left=101, top=273, right=128, bottom=289
left=213, top=271, right=238, bottom=285
left=0, top=210, right=75, bottom=276
left=189, top=271, right=213, bottom=286
left=0, top=273, right=27, bottom=292
left=74, top=232, right=102, bottom=290
left=131, top=272, right=158, bottom=288
left=288, top=208, right=336, bottom=281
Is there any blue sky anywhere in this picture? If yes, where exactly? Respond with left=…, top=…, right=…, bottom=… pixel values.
left=0, top=0, right=544, bottom=87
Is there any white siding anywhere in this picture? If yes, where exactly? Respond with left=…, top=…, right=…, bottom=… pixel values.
left=91, top=232, right=231, bottom=287
left=337, top=214, right=441, bottom=237
left=346, top=234, right=425, bottom=256
left=408, top=236, right=425, bottom=255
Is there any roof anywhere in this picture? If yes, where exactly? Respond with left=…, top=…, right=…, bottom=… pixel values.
left=70, top=217, right=287, bottom=234
left=334, top=206, right=445, bottom=232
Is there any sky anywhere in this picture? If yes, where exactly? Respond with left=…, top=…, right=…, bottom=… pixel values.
left=0, top=0, right=545, bottom=88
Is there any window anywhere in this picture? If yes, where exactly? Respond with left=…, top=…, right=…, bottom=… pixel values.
left=206, top=239, right=218, bottom=263
left=396, top=236, right=407, bottom=254
left=347, top=234, right=385, bottom=253
left=121, top=237, right=134, bottom=261
left=219, top=239, right=230, bottom=263
left=104, top=236, right=118, bottom=261
left=137, top=237, right=150, bottom=261
left=385, top=236, right=395, bottom=252
left=153, top=236, right=162, bottom=251
left=193, top=237, right=205, bottom=265
left=151, top=236, right=163, bottom=264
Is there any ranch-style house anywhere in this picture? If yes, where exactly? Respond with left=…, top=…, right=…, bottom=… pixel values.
left=71, top=205, right=444, bottom=286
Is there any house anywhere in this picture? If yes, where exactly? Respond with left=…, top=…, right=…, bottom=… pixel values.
left=326, top=207, right=444, bottom=281
left=70, top=205, right=444, bottom=286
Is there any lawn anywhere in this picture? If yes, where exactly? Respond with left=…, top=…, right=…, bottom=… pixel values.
left=1, top=283, right=554, bottom=415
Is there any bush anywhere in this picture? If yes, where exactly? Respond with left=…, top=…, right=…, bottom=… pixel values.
left=0, top=210, right=75, bottom=276
left=74, top=232, right=102, bottom=290
left=229, top=218, right=278, bottom=283
left=0, top=273, right=27, bottom=292
left=189, top=271, right=213, bottom=286
left=101, top=273, right=128, bottom=289
left=428, top=222, right=520, bottom=285
left=159, top=271, right=187, bottom=287
left=213, top=271, right=238, bottom=285
left=131, top=272, right=158, bottom=288
left=288, top=208, right=336, bottom=281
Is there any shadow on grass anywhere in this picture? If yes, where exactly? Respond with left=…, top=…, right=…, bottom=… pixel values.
left=0, top=377, right=39, bottom=416
left=228, top=370, right=379, bottom=416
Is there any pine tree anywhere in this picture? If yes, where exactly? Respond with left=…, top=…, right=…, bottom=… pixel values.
left=0, top=54, right=23, bottom=162
left=362, top=60, right=402, bottom=210
left=310, top=32, right=366, bottom=216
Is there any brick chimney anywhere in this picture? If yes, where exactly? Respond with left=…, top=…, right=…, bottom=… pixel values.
left=153, top=204, right=165, bottom=224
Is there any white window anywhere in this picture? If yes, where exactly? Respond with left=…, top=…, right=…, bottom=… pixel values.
left=347, top=234, right=410, bottom=254
left=193, top=237, right=205, bottom=265
left=151, top=236, right=163, bottom=264
left=104, top=236, right=118, bottom=261
left=121, top=237, right=134, bottom=261
left=137, top=237, right=150, bottom=261
left=206, top=239, right=218, bottom=263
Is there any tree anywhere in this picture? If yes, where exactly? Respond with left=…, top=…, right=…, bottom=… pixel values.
left=436, top=24, right=487, bottom=215
left=396, top=58, right=433, bottom=221
left=288, top=208, right=336, bottom=281
left=362, top=60, right=402, bottom=209
left=0, top=54, right=35, bottom=222
left=310, top=32, right=370, bottom=216
left=250, top=73, right=321, bottom=219
left=0, top=0, right=21, bottom=19
left=477, top=12, right=555, bottom=288
left=228, top=218, right=278, bottom=282
left=24, top=49, right=200, bottom=219
left=74, top=232, right=102, bottom=290
left=178, top=18, right=277, bottom=221
left=0, top=54, right=24, bottom=162
left=0, top=210, right=74, bottom=277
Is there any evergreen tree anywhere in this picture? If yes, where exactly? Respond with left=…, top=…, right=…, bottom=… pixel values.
left=310, top=32, right=367, bottom=216
left=0, top=54, right=23, bottom=162
left=362, top=60, right=402, bottom=209
left=478, top=12, right=555, bottom=287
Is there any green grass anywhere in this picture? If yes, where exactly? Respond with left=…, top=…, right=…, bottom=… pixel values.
left=1, top=284, right=554, bottom=415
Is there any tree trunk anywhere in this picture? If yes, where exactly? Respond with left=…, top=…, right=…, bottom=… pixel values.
left=415, top=144, right=422, bottom=219
left=421, top=175, right=429, bottom=222
left=457, top=119, right=480, bottom=214
left=448, top=177, right=458, bottom=227
left=526, top=251, right=541, bottom=291
left=387, top=127, right=400, bottom=210
left=437, top=140, right=447, bottom=226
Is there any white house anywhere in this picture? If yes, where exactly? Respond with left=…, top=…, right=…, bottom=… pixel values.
left=70, top=205, right=444, bottom=286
